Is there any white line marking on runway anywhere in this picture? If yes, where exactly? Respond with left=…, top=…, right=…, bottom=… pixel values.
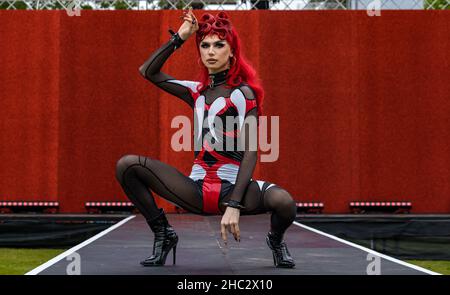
left=25, top=215, right=136, bottom=275
left=293, top=221, right=441, bottom=275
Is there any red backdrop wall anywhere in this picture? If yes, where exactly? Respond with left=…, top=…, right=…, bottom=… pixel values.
left=0, top=10, right=449, bottom=213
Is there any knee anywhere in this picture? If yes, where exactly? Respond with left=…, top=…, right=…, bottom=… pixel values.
left=280, top=191, right=296, bottom=213
left=269, top=187, right=296, bottom=213
left=115, top=154, right=139, bottom=183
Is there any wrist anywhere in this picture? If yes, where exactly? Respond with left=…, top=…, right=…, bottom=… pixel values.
left=168, top=30, right=185, bottom=49
left=178, top=32, right=188, bottom=41
left=222, top=199, right=245, bottom=210
left=226, top=207, right=240, bottom=213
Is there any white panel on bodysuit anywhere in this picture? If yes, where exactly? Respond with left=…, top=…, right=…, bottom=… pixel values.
left=250, top=178, right=276, bottom=192
left=189, top=164, right=206, bottom=181
left=208, top=97, right=226, bottom=142
left=195, top=96, right=205, bottom=141
left=165, top=80, right=204, bottom=140
left=217, top=164, right=240, bottom=184
left=230, top=89, right=246, bottom=132
left=166, top=80, right=201, bottom=93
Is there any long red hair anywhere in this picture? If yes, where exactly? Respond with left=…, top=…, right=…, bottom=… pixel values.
left=194, top=11, right=264, bottom=117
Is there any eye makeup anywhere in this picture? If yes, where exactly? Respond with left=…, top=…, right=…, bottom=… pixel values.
left=200, top=41, right=225, bottom=48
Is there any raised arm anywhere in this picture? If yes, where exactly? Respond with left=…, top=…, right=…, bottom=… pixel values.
left=139, top=8, right=200, bottom=108
left=139, top=31, right=197, bottom=108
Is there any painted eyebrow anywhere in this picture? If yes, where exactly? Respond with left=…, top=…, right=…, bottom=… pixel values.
left=200, top=41, right=225, bottom=45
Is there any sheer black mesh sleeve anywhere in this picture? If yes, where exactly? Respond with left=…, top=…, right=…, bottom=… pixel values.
left=139, top=33, right=197, bottom=108
left=227, top=85, right=259, bottom=204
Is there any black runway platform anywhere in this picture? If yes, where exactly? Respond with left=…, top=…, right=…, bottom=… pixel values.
left=28, top=214, right=436, bottom=275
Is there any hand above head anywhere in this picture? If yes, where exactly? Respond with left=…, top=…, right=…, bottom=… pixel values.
left=220, top=206, right=241, bottom=245
left=177, top=6, right=199, bottom=41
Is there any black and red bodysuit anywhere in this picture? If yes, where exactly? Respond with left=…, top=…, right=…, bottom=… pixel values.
left=138, top=33, right=275, bottom=215
left=115, top=32, right=297, bottom=268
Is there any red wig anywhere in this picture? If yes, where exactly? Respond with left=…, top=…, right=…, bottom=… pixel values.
left=194, top=11, right=264, bottom=117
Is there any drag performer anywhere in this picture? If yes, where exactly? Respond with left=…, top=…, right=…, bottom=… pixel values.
left=115, top=8, right=296, bottom=268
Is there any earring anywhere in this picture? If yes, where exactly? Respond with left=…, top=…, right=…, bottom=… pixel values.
left=230, top=56, right=236, bottom=66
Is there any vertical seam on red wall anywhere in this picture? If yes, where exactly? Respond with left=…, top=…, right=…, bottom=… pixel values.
left=350, top=11, right=361, bottom=211
left=57, top=10, right=62, bottom=211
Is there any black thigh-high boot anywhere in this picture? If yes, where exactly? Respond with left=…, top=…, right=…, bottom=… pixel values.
left=141, top=208, right=178, bottom=266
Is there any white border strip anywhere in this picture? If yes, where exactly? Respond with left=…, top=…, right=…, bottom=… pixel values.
left=25, top=215, right=136, bottom=275
left=293, top=221, right=441, bottom=275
